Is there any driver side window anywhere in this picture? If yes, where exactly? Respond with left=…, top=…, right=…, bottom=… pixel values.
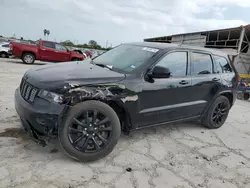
left=156, top=51, right=188, bottom=77
left=55, top=44, right=67, bottom=51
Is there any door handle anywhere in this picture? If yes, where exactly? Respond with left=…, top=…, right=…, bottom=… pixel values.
left=212, top=78, right=220, bottom=81
left=179, top=80, right=189, bottom=85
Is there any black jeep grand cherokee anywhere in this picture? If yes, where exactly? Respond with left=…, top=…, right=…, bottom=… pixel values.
left=15, top=42, right=238, bottom=161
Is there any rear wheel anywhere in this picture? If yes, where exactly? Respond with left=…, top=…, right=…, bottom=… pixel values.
left=202, top=96, right=230, bottom=129
left=243, top=93, right=250, bottom=100
left=22, top=53, right=35, bottom=64
left=59, top=100, right=121, bottom=162
left=0, top=52, right=8, bottom=58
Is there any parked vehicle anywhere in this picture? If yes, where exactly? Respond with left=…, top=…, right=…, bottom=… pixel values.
left=0, top=42, right=11, bottom=58
left=10, top=40, right=85, bottom=64
left=237, top=75, right=250, bottom=100
left=82, top=49, right=92, bottom=58
left=15, top=42, right=238, bottom=162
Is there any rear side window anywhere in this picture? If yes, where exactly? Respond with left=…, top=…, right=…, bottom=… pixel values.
left=214, top=56, right=232, bottom=73
left=42, top=42, right=54, bottom=49
left=156, top=51, right=188, bottom=77
left=191, top=52, right=213, bottom=75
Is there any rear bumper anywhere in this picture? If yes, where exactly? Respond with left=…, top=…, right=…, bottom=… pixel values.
left=15, top=88, right=65, bottom=136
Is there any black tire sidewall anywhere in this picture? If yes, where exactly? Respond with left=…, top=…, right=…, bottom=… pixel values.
left=237, top=92, right=243, bottom=100
left=59, top=100, right=121, bottom=162
left=203, top=96, right=230, bottom=129
left=243, top=93, right=250, bottom=100
left=22, top=53, right=35, bottom=64
left=0, top=52, right=7, bottom=58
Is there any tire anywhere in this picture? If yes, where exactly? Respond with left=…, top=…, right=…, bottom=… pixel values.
left=0, top=52, right=8, bottom=58
left=59, top=100, right=121, bottom=162
left=237, top=92, right=243, bottom=100
left=22, top=53, right=35, bottom=64
left=201, top=96, right=230, bottom=129
left=243, top=93, right=250, bottom=100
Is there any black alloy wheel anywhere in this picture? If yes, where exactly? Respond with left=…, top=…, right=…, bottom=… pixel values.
left=59, top=100, right=121, bottom=162
left=202, top=96, right=230, bottom=129
left=212, top=101, right=229, bottom=127
left=68, top=110, right=112, bottom=152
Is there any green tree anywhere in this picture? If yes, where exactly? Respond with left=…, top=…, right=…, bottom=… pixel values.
left=88, top=40, right=97, bottom=46
left=61, top=40, right=75, bottom=46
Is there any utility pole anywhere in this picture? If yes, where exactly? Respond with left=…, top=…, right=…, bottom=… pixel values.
left=106, top=40, right=108, bottom=48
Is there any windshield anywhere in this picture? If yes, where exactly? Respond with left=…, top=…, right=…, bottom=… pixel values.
left=93, top=44, right=159, bottom=73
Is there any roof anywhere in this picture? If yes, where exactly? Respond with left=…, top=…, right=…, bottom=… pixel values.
left=128, top=42, right=180, bottom=49
left=144, top=24, right=250, bottom=41
left=127, top=42, right=230, bottom=56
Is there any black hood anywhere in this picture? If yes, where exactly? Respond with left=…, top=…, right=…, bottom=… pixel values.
left=24, top=61, right=126, bottom=92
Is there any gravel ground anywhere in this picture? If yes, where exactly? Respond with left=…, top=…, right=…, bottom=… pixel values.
left=0, top=58, right=250, bottom=188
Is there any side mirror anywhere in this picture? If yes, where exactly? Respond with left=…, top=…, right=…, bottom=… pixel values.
left=151, top=66, right=171, bottom=78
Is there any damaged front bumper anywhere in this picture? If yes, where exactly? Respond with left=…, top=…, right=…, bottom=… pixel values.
left=14, top=88, right=66, bottom=145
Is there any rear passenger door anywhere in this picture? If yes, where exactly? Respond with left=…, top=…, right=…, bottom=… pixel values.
left=190, top=52, right=221, bottom=115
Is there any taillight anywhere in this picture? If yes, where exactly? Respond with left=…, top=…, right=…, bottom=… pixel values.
left=10, top=43, right=13, bottom=50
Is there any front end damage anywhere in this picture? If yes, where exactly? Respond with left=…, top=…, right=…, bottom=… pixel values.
left=15, top=81, right=137, bottom=146
left=62, top=83, right=137, bottom=134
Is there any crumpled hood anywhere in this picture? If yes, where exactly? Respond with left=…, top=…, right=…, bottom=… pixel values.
left=24, top=61, right=126, bottom=92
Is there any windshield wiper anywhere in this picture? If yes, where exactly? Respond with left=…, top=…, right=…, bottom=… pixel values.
left=91, top=61, right=113, bottom=70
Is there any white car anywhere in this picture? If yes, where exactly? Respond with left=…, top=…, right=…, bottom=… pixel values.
left=0, top=42, right=11, bottom=58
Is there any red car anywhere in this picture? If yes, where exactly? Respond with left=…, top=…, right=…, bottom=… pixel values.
left=10, top=40, right=85, bottom=64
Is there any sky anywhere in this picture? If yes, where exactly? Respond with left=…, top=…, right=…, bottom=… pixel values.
left=1, top=0, right=250, bottom=47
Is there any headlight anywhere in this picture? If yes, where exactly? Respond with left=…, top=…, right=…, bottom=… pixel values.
left=38, top=90, right=63, bottom=103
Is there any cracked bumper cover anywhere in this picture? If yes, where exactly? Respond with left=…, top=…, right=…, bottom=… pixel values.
left=14, top=88, right=65, bottom=135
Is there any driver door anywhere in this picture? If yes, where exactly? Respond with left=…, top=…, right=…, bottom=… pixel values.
left=137, top=51, right=194, bottom=127
left=54, top=44, right=71, bottom=62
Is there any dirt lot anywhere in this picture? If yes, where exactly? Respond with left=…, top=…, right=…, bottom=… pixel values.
left=0, top=58, right=250, bottom=188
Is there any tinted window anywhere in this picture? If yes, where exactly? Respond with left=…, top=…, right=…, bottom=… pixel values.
left=55, top=44, right=67, bottom=51
left=192, top=53, right=213, bottom=75
left=2, top=44, right=9, bottom=48
left=156, top=52, right=187, bottom=77
left=42, top=42, right=54, bottom=49
left=214, top=56, right=232, bottom=73
left=93, top=44, right=159, bottom=73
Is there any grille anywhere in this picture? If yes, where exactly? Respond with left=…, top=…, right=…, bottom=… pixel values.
left=20, top=79, right=38, bottom=102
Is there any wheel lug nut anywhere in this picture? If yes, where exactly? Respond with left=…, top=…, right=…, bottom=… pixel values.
left=84, top=128, right=87, bottom=130
left=86, top=134, right=89, bottom=136
left=93, top=133, right=95, bottom=136
left=94, top=128, right=97, bottom=130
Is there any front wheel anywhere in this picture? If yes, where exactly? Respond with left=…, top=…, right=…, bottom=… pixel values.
left=59, top=100, right=121, bottom=162
left=22, top=53, right=35, bottom=64
left=202, top=96, right=230, bottom=129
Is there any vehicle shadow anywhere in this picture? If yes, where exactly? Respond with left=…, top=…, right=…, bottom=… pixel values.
left=7, top=60, right=48, bottom=65
left=2, top=120, right=204, bottom=163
